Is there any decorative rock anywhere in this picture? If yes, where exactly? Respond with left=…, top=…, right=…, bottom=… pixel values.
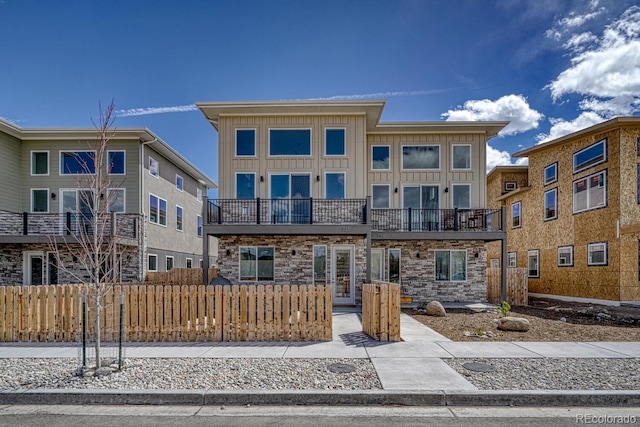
left=94, top=367, right=113, bottom=377
left=496, top=316, right=530, bottom=332
left=426, top=301, right=446, bottom=317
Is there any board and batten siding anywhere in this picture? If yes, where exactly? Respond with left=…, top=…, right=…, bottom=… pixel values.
left=0, top=132, right=22, bottom=212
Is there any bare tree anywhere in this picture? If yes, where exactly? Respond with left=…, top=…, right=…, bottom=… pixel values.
left=48, top=100, right=124, bottom=369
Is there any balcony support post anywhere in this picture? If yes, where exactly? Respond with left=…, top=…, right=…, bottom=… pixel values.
left=66, top=212, right=72, bottom=235
left=256, top=198, right=261, bottom=224
left=22, top=212, right=28, bottom=235
left=408, top=207, right=412, bottom=232
left=454, top=208, right=459, bottom=231
left=309, top=197, right=313, bottom=225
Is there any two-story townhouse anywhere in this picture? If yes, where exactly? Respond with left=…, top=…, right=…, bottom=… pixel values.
left=0, top=118, right=216, bottom=285
left=197, top=100, right=508, bottom=305
left=487, top=117, right=640, bottom=305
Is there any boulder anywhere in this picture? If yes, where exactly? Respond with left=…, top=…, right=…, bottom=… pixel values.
left=496, top=316, right=530, bottom=332
left=426, top=301, right=446, bottom=317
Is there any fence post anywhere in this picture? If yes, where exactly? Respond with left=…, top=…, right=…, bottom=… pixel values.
left=118, top=291, right=124, bottom=370
left=82, top=293, right=87, bottom=368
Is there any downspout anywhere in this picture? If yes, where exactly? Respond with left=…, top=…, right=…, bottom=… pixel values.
left=139, top=138, right=157, bottom=281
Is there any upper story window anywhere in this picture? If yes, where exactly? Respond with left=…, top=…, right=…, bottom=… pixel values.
left=504, top=181, right=517, bottom=192
left=372, top=146, right=390, bottom=170
left=573, top=139, right=606, bottom=173
left=372, top=184, right=390, bottom=209
left=452, top=184, right=471, bottom=208
left=31, top=189, right=49, bottom=213
left=544, top=162, right=557, bottom=185
left=325, top=128, right=345, bottom=156
left=149, top=157, right=159, bottom=177
left=325, top=172, right=345, bottom=199
left=402, top=145, right=439, bottom=170
left=452, top=145, right=471, bottom=170
left=236, top=173, right=256, bottom=199
left=558, top=245, right=573, bottom=267
left=176, top=205, right=183, bottom=231
left=236, top=129, right=256, bottom=156
left=61, top=151, right=96, bottom=174
left=512, top=201, right=521, bottom=228
left=573, top=170, right=606, bottom=213
left=269, top=129, right=311, bottom=156
left=107, top=151, right=125, bottom=175
left=31, top=151, right=49, bottom=175
left=107, top=188, right=125, bottom=213
left=197, top=215, right=202, bottom=237
left=176, top=175, right=183, bottom=191
left=544, top=188, right=558, bottom=221
left=197, top=188, right=203, bottom=203
left=149, top=194, right=167, bottom=226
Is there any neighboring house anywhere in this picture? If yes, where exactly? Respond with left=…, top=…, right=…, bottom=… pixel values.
left=197, top=100, right=507, bottom=305
left=0, top=118, right=217, bottom=285
left=487, top=117, right=640, bottom=305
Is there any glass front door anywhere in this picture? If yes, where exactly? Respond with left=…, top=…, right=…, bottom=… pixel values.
left=331, top=246, right=354, bottom=305
left=23, top=251, right=44, bottom=285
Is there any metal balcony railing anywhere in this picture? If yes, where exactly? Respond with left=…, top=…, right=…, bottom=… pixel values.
left=370, top=208, right=503, bottom=232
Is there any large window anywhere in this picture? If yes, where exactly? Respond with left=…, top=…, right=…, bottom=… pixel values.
left=176, top=174, right=183, bottom=192
left=372, top=185, right=390, bottom=209
left=107, top=188, right=125, bottom=213
left=573, top=170, right=606, bottom=213
left=372, top=146, right=390, bottom=170
left=197, top=215, right=202, bottom=237
left=31, top=189, right=48, bottom=213
left=325, top=128, right=345, bottom=156
left=240, top=246, right=274, bottom=281
left=588, top=242, right=607, bottom=266
left=558, top=246, right=573, bottom=267
left=574, top=139, right=606, bottom=173
left=107, top=151, right=125, bottom=175
left=313, top=245, right=327, bottom=285
left=388, top=249, right=401, bottom=283
left=236, top=129, right=256, bottom=156
left=544, top=162, right=557, bottom=185
left=452, top=184, right=471, bottom=208
left=31, top=151, right=49, bottom=175
left=507, top=252, right=517, bottom=268
left=269, top=129, right=311, bottom=156
left=527, top=249, right=539, bottom=278
left=402, top=145, right=440, bottom=169
left=149, top=194, right=167, bottom=226
left=452, top=145, right=471, bottom=170
left=511, top=201, right=521, bottom=228
left=544, top=188, right=557, bottom=221
left=236, top=173, right=256, bottom=199
left=149, top=157, right=159, bottom=177
left=435, top=250, right=467, bottom=281
left=176, top=205, right=183, bottom=231
left=325, top=172, right=345, bottom=199
left=61, top=151, right=96, bottom=174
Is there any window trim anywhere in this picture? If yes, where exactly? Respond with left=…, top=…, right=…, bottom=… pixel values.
left=176, top=205, right=183, bottom=232
left=149, top=193, right=167, bottom=226
left=511, top=201, right=522, bottom=229
left=544, top=188, right=558, bottom=221
left=371, top=145, right=391, bottom=171
left=166, top=256, right=174, bottom=271
left=106, top=188, right=126, bottom=213
left=176, top=174, right=184, bottom=192
left=324, top=171, right=346, bottom=199
left=451, top=144, right=472, bottom=170
left=235, top=128, right=257, bottom=157
left=401, top=144, right=441, bottom=170
left=148, top=254, right=158, bottom=272
left=107, top=150, right=126, bottom=175
left=268, top=128, right=312, bottom=157
left=435, top=249, right=468, bottom=282
left=371, top=184, right=391, bottom=209
left=31, top=150, right=49, bottom=176
left=507, top=252, right=517, bottom=268
left=60, top=150, right=96, bottom=175
left=587, top=242, right=608, bottom=266
left=313, top=245, right=327, bottom=285
left=573, top=138, right=607, bottom=173
left=149, top=156, right=159, bottom=178
left=527, top=249, right=540, bottom=278
left=30, top=188, right=49, bottom=213
left=324, top=128, right=346, bottom=157
left=452, top=183, right=471, bottom=209
left=239, top=246, right=275, bottom=282
left=544, top=162, right=558, bottom=186
left=235, top=172, right=256, bottom=199
left=573, top=169, right=607, bottom=214
left=558, top=245, right=574, bottom=267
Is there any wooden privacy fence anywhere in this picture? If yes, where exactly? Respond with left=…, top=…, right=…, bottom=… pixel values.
left=146, top=268, right=218, bottom=285
left=0, top=283, right=332, bottom=343
left=487, top=268, right=528, bottom=306
left=362, top=281, right=401, bottom=342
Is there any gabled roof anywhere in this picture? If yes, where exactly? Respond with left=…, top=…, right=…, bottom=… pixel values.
left=0, top=118, right=216, bottom=189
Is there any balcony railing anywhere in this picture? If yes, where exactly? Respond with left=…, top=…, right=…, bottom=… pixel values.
left=370, top=208, right=503, bottom=232
left=0, top=211, right=141, bottom=239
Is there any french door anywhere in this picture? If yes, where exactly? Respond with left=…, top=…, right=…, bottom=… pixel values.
left=403, top=185, right=439, bottom=231
left=60, top=189, right=94, bottom=234
left=270, top=174, right=311, bottom=223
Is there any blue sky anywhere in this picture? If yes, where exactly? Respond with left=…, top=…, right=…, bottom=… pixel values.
left=2, top=0, right=639, bottom=194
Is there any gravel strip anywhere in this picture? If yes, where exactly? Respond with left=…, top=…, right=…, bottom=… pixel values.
left=0, top=358, right=381, bottom=390
left=446, top=358, right=640, bottom=390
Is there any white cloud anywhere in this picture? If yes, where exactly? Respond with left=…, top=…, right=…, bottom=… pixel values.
left=536, top=111, right=605, bottom=143
left=441, top=94, right=544, bottom=136
left=304, top=89, right=455, bottom=101
left=559, top=8, right=604, bottom=29
left=116, top=104, right=198, bottom=117
left=564, top=32, right=598, bottom=52
left=486, top=143, right=514, bottom=172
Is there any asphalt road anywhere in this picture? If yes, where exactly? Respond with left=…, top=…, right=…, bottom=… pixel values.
left=1, top=405, right=639, bottom=427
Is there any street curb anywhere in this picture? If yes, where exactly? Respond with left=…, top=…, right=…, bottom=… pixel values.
left=2, top=389, right=640, bottom=407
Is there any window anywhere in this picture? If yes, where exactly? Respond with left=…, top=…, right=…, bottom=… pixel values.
left=511, top=201, right=521, bottom=228
left=372, top=185, right=390, bottom=209
left=325, top=128, right=345, bottom=156
left=402, top=145, right=440, bottom=169
left=270, top=174, right=311, bottom=223
left=236, top=173, right=256, bottom=199
left=452, top=184, right=471, bottom=208
left=573, top=170, right=606, bottom=213
left=236, top=129, right=256, bottom=156
left=107, top=188, right=125, bottom=213
left=31, top=189, right=48, bottom=212
left=240, top=246, right=274, bottom=281
left=504, top=181, right=517, bottom=192
left=544, top=188, right=557, bottom=221
left=452, top=145, right=471, bottom=170
left=372, top=146, right=390, bottom=170
left=435, top=250, right=467, bottom=281
left=388, top=249, right=401, bottom=283
left=558, top=246, right=574, bottom=267
left=588, top=242, right=607, bottom=266
left=573, top=139, right=606, bottom=173
left=490, top=259, right=499, bottom=269
left=61, top=151, right=95, bottom=174
left=148, top=254, right=158, bottom=272
left=269, top=129, right=311, bottom=156
left=166, top=256, right=174, bottom=271
left=176, top=175, right=183, bottom=192
left=186, top=258, right=193, bottom=269
left=31, top=151, right=49, bottom=175
left=149, top=194, right=167, bottom=226
left=313, top=245, right=327, bottom=285
left=149, top=157, right=159, bottom=177
left=544, top=163, right=557, bottom=186
left=507, top=252, right=517, bottom=268
left=196, top=215, right=202, bottom=237
left=325, top=172, right=345, bottom=199
left=527, top=249, right=539, bottom=278
left=176, top=206, right=183, bottom=231
left=197, top=188, right=203, bottom=203
left=107, top=151, right=125, bottom=175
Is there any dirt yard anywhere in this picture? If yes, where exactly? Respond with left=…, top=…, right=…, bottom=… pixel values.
left=407, top=297, right=640, bottom=341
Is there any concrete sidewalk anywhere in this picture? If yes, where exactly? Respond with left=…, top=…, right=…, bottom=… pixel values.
left=1, top=309, right=640, bottom=407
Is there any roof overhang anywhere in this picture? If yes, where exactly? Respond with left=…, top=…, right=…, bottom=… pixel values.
left=486, top=164, right=529, bottom=180
left=370, top=121, right=509, bottom=139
